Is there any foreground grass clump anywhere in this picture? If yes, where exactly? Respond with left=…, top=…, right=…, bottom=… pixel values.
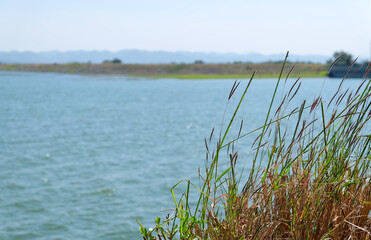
left=138, top=52, right=371, bottom=239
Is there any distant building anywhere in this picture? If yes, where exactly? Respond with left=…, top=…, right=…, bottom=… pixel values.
left=328, top=63, right=370, bottom=78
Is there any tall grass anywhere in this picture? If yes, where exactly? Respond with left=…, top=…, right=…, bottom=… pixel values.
left=138, top=51, right=371, bottom=239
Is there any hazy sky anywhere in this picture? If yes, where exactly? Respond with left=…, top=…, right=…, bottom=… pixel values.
left=1, top=0, right=370, bottom=58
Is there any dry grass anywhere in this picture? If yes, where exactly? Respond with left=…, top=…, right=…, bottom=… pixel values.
left=206, top=170, right=370, bottom=239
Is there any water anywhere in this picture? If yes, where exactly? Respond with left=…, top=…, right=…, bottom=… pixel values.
left=0, top=72, right=364, bottom=239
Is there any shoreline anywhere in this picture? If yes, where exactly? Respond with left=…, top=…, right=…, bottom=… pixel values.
left=0, top=62, right=328, bottom=79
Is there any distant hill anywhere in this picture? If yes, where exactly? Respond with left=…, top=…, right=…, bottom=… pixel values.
left=0, top=50, right=330, bottom=64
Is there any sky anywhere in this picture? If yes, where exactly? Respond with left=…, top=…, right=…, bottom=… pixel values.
left=0, top=0, right=370, bottom=59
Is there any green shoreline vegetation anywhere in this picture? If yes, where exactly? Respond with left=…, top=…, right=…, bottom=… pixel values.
left=140, top=72, right=328, bottom=79
left=138, top=52, right=370, bottom=239
left=0, top=61, right=327, bottom=79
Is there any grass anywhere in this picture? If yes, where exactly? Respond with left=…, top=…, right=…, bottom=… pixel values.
left=137, top=71, right=327, bottom=79
left=137, top=51, right=371, bottom=239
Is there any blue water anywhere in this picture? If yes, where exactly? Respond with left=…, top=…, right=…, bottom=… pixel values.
left=0, top=72, right=364, bottom=239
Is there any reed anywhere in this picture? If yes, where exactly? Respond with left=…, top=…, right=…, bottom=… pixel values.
left=138, top=51, right=371, bottom=239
